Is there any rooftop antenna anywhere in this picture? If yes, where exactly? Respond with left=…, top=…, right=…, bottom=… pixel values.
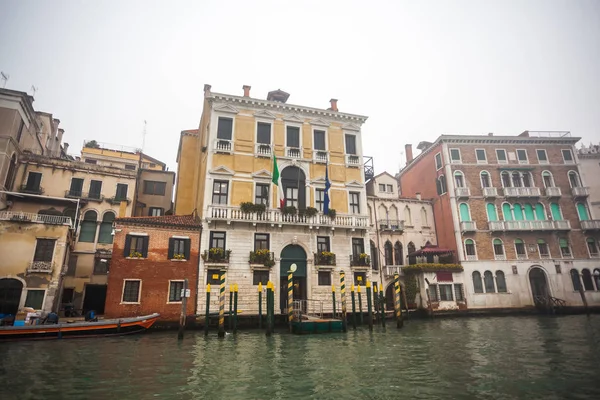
left=31, top=85, right=38, bottom=97
left=1, top=72, right=9, bottom=88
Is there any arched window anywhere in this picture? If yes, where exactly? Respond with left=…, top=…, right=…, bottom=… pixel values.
left=581, top=269, right=595, bottom=291
left=514, top=238, right=526, bottom=259
left=495, top=271, right=507, bottom=292
left=464, top=239, right=476, bottom=259
left=281, top=166, right=306, bottom=209
left=586, top=238, right=599, bottom=257
left=378, top=204, right=388, bottom=221
left=535, top=203, right=545, bottom=220
left=394, top=241, right=403, bottom=265
left=484, top=271, right=496, bottom=293
left=512, top=172, right=522, bottom=187
left=480, top=171, right=491, bottom=188
left=370, top=240, right=378, bottom=270
left=537, top=239, right=550, bottom=258
left=404, top=206, right=412, bottom=226
left=439, top=175, right=447, bottom=194
left=542, top=171, right=554, bottom=188
left=501, top=171, right=511, bottom=187
left=559, top=238, right=572, bottom=258
left=388, top=205, right=398, bottom=222
left=522, top=172, right=533, bottom=188
left=459, top=203, right=471, bottom=222
left=454, top=171, right=465, bottom=188
left=513, top=203, right=524, bottom=221
left=79, top=210, right=97, bottom=243
left=550, top=203, right=563, bottom=220
left=568, top=171, right=581, bottom=188
left=570, top=269, right=582, bottom=291
left=4, top=154, right=17, bottom=190
left=493, top=239, right=505, bottom=259
left=577, top=203, right=590, bottom=221
left=594, top=268, right=600, bottom=291
left=98, top=212, right=115, bottom=244
left=486, top=203, right=498, bottom=221
left=407, top=241, right=416, bottom=265
left=384, top=241, right=393, bottom=265
left=502, top=203, right=513, bottom=221
left=420, top=207, right=428, bottom=227
left=523, top=204, right=535, bottom=220
left=472, top=271, right=483, bottom=293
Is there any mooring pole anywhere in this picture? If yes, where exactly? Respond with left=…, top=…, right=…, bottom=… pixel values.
left=270, top=281, right=275, bottom=333
left=258, top=282, right=263, bottom=329
left=218, top=270, right=226, bottom=338
left=228, top=285, right=233, bottom=331
left=373, top=283, right=379, bottom=325
left=331, top=284, right=336, bottom=318
left=394, top=273, right=403, bottom=329
left=204, top=283, right=210, bottom=336
left=233, top=284, right=239, bottom=334
left=178, top=278, right=188, bottom=340
left=358, top=284, right=363, bottom=325
left=351, top=284, right=357, bottom=330
left=266, top=281, right=273, bottom=336
left=366, top=280, right=373, bottom=331
left=288, top=270, right=294, bottom=333
left=379, top=289, right=386, bottom=328
left=340, top=272, right=347, bottom=332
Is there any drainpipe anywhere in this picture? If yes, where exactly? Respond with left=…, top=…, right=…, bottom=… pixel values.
left=194, top=213, right=202, bottom=316
left=371, top=197, right=385, bottom=291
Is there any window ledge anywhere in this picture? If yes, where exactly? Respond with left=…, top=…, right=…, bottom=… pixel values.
left=126, top=257, right=147, bottom=260
left=170, top=259, right=188, bottom=262
left=250, top=264, right=271, bottom=271
left=120, top=301, right=141, bottom=305
left=167, top=301, right=182, bottom=304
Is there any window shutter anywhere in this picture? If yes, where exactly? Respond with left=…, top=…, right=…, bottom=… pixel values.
left=142, top=236, right=149, bottom=258
left=184, top=239, right=191, bottom=260
left=168, top=238, right=175, bottom=259
left=124, top=234, right=132, bottom=257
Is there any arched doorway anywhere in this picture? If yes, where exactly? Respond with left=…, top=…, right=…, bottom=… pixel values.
left=529, top=267, right=550, bottom=307
left=280, top=245, right=307, bottom=313
left=0, top=278, right=23, bottom=315
left=281, top=166, right=306, bottom=209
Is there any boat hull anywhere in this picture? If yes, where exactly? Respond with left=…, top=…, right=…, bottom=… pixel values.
left=0, top=313, right=159, bottom=341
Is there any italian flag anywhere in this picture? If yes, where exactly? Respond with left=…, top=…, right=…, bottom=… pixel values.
left=272, top=155, right=285, bottom=208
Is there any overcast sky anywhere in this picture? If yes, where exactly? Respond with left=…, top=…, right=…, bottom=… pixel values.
left=1, top=0, right=599, bottom=175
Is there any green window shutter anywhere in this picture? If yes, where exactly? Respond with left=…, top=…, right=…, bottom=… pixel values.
left=486, top=203, right=498, bottom=221
left=502, top=203, right=513, bottom=221
left=79, top=221, right=97, bottom=242
left=184, top=239, right=191, bottom=260
left=551, top=203, right=562, bottom=221
left=514, top=204, right=524, bottom=221
left=142, top=237, right=149, bottom=258
left=577, top=203, right=589, bottom=221
left=459, top=203, right=470, bottom=222
left=524, top=204, right=535, bottom=221
left=559, top=238, right=568, bottom=248
left=535, top=203, right=545, bottom=220
left=168, top=238, right=175, bottom=259
left=515, top=238, right=523, bottom=244
left=124, top=235, right=132, bottom=257
left=493, top=238, right=502, bottom=245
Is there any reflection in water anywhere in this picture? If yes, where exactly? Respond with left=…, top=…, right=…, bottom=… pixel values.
left=1, top=315, right=599, bottom=399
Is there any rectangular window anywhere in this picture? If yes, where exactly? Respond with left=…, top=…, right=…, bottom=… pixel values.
left=124, top=164, right=136, bottom=171
left=207, top=269, right=222, bottom=285
left=439, top=284, right=454, bottom=301
left=496, top=149, right=507, bottom=164
left=93, top=258, right=109, bottom=274
left=561, top=149, right=574, bottom=163
left=149, top=207, right=164, bottom=216
left=354, top=271, right=366, bottom=286
left=454, top=284, right=464, bottom=301
left=85, top=159, right=97, bottom=164
left=475, top=149, right=487, bottom=163
left=386, top=184, right=393, bottom=193
left=257, top=122, right=271, bottom=144
left=538, top=242, right=550, bottom=258
left=169, top=237, right=190, bottom=259
left=143, top=181, right=166, bottom=195
left=286, top=126, right=300, bottom=148
left=349, top=192, right=360, bottom=214
left=254, top=233, right=269, bottom=251
left=217, top=117, right=233, bottom=140
left=318, top=271, right=331, bottom=286
left=378, top=184, right=386, bottom=192
left=255, top=183, right=269, bottom=206
left=517, top=149, right=528, bottom=164
left=124, top=235, right=149, bottom=258
left=315, top=189, right=325, bottom=211
left=34, top=239, right=55, bottom=262
left=25, top=290, right=45, bottom=310
left=435, top=153, right=442, bottom=170
left=25, top=172, right=42, bottom=192
left=210, top=231, right=226, bottom=250
left=253, top=270, right=269, bottom=286
left=285, top=187, right=298, bottom=208
left=115, top=183, right=128, bottom=200
left=314, top=130, right=326, bottom=150
left=122, top=280, right=141, bottom=303
left=212, top=181, right=229, bottom=205
left=89, top=180, right=102, bottom=199
left=317, top=236, right=330, bottom=253
left=352, top=238, right=364, bottom=256
left=536, top=149, right=548, bottom=164
left=560, top=239, right=572, bottom=257
left=345, top=134, right=357, bottom=155
left=515, top=241, right=527, bottom=258
left=450, top=148, right=461, bottom=162
left=66, top=254, right=77, bottom=276
left=169, top=281, right=184, bottom=302
left=428, top=284, right=439, bottom=302
left=69, top=178, right=84, bottom=197
left=61, top=288, right=74, bottom=304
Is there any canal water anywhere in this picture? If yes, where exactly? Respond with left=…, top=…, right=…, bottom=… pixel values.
left=1, top=315, right=599, bottom=399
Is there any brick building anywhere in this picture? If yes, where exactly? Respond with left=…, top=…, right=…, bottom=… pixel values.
left=104, top=214, right=202, bottom=322
left=399, top=131, right=600, bottom=311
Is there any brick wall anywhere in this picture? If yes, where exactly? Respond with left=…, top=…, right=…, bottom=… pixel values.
left=104, top=224, right=201, bottom=321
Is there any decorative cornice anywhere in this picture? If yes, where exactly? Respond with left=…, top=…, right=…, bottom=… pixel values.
left=214, top=104, right=240, bottom=114
left=283, top=114, right=305, bottom=124
left=345, top=180, right=364, bottom=188
left=252, top=169, right=272, bottom=179
left=253, top=110, right=277, bottom=120
left=342, top=123, right=361, bottom=131
left=310, top=118, right=331, bottom=127
left=209, top=165, right=235, bottom=176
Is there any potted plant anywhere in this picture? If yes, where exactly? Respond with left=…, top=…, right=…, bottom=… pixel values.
left=305, top=207, right=318, bottom=217
left=282, top=206, right=297, bottom=216
left=327, top=208, right=337, bottom=219
left=173, top=253, right=186, bottom=260
left=316, top=251, right=336, bottom=266
left=129, top=251, right=143, bottom=258
left=240, top=202, right=254, bottom=214
left=249, top=249, right=275, bottom=267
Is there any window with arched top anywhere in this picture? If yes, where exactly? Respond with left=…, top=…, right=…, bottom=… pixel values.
left=534, top=203, right=545, bottom=220
left=568, top=171, right=581, bottom=188
left=550, top=202, right=563, bottom=221
left=384, top=241, right=393, bottom=265
left=523, top=172, right=533, bottom=188
left=495, top=271, right=507, bottom=293
left=513, top=203, right=524, bottom=221
left=586, top=238, right=599, bottom=257
left=459, top=203, right=471, bottom=222
left=79, top=210, right=98, bottom=243
left=484, top=271, right=496, bottom=293
left=420, top=207, right=428, bottom=227
left=486, top=203, right=498, bottom=221
left=394, top=241, right=403, bottom=265
left=404, top=206, right=412, bottom=226
left=594, top=268, right=600, bottom=291
left=407, top=241, right=416, bottom=265
left=454, top=171, right=465, bottom=188
left=388, top=205, right=398, bottom=221
left=570, top=269, right=582, bottom=291
left=501, top=171, right=511, bottom=187
left=576, top=203, right=590, bottom=221
left=512, top=172, right=522, bottom=187
left=523, top=204, right=535, bottom=221
left=493, top=239, right=505, bottom=259
left=370, top=240, right=378, bottom=270
left=582, top=269, right=594, bottom=291
left=514, top=238, right=526, bottom=259
left=98, top=212, right=116, bottom=244
left=472, top=271, right=483, bottom=293
left=537, top=239, right=550, bottom=258
left=480, top=171, right=491, bottom=188
left=542, top=171, right=554, bottom=188
left=464, top=239, right=476, bottom=259
left=502, top=203, right=513, bottom=221
left=378, top=204, right=388, bottom=222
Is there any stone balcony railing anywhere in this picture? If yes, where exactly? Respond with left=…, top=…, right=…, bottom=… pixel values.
left=571, top=186, right=589, bottom=198
left=377, top=219, right=404, bottom=232
left=503, top=187, right=541, bottom=197
left=64, top=190, right=104, bottom=202
left=286, top=147, right=303, bottom=159
left=455, top=187, right=471, bottom=198
left=345, top=154, right=360, bottom=167
left=214, top=138, right=232, bottom=153
left=384, top=265, right=403, bottom=277
left=488, top=220, right=571, bottom=231
left=28, top=261, right=54, bottom=274
left=206, top=205, right=369, bottom=229
left=482, top=187, right=498, bottom=197
left=313, top=150, right=329, bottom=164
left=581, top=220, right=600, bottom=231
left=0, top=211, right=72, bottom=226
left=255, top=143, right=272, bottom=158
left=545, top=187, right=561, bottom=197
left=460, top=221, right=477, bottom=232
left=19, top=184, right=44, bottom=195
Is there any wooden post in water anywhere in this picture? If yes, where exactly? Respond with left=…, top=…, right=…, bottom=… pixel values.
left=266, top=281, right=273, bottom=336
left=379, top=290, right=385, bottom=328
left=178, top=278, right=189, bottom=340
left=373, top=283, right=379, bottom=325
left=270, top=281, right=275, bottom=333
left=204, top=283, right=211, bottom=336
left=578, top=286, right=589, bottom=316
left=340, top=271, right=347, bottom=332
left=394, top=273, right=403, bottom=329
left=331, top=284, right=336, bottom=318
left=288, top=270, right=294, bottom=333
left=233, top=284, right=239, bottom=334
left=218, top=270, right=226, bottom=338
left=351, top=284, right=357, bottom=330
left=258, top=282, right=263, bottom=329
left=358, top=284, right=363, bottom=325
left=228, top=285, right=233, bottom=331
left=366, top=280, right=373, bottom=331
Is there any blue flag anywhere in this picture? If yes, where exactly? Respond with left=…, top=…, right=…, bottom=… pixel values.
left=324, top=162, right=331, bottom=214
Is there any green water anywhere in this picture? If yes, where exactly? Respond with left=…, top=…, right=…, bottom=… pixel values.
left=1, top=315, right=600, bottom=399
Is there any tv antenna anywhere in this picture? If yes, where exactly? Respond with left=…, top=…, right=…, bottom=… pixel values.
left=1, top=72, right=9, bottom=88
left=31, top=85, right=38, bottom=97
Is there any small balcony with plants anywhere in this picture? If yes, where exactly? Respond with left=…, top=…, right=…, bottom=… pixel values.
left=350, top=253, right=370, bottom=268
left=202, top=248, right=231, bottom=265
left=404, top=244, right=462, bottom=273
left=314, top=251, right=336, bottom=268
left=249, top=249, right=275, bottom=267
left=108, top=196, right=131, bottom=205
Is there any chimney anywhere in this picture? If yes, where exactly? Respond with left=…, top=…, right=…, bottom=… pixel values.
left=63, top=142, right=69, bottom=154
left=488, top=132, right=494, bottom=136
left=243, top=85, right=251, bottom=97
left=405, top=144, right=413, bottom=164
left=203, top=84, right=212, bottom=97
left=329, top=99, right=338, bottom=112
left=57, top=128, right=64, bottom=146
left=415, top=192, right=422, bottom=201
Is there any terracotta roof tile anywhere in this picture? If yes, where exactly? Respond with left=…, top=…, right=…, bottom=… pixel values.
left=115, top=214, right=202, bottom=229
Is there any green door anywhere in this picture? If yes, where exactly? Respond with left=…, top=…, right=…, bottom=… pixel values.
left=280, top=245, right=308, bottom=312
left=550, top=203, right=562, bottom=221
left=459, top=203, right=470, bottom=222
left=577, top=203, right=590, bottom=221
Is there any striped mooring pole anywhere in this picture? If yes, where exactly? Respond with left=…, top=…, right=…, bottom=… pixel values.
left=233, top=283, right=239, bottom=334
left=358, top=284, right=363, bottom=325
left=394, top=273, right=404, bottom=329
left=379, top=288, right=386, bottom=328
left=350, top=284, right=357, bottom=330
left=228, top=285, right=233, bottom=331
left=266, top=281, right=273, bottom=336
left=366, top=280, right=373, bottom=331
left=258, top=282, right=263, bottom=329
left=331, top=284, right=336, bottom=318
left=204, top=283, right=211, bottom=336
left=218, top=270, right=226, bottom=338
left=340, top=271, right=347, bottom=332
left=288, top=270, right=294, bottom=333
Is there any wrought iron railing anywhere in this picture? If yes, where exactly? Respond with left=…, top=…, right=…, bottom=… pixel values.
left=0, top=211, right=71, bottom=226
left=28, top=261, right=53, bottom=274
left=350, top=254, right=370, bottom=267
left=314, top=252, right=336, bottom=266
left=19, top=184, right=44, bottom=195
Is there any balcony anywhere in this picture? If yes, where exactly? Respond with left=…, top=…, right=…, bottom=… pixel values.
left=345, top=154, right=360, bottom=167
left=460, top=221, right=477, bottom=232
left=545, top=187, right=561, bottom=197
left=581, top=220, right=600, bottom=231
left=64, top=190, right=104, bottom=202
left=465, top=254, right=478, bottom=261
left=571, top=186, right=589, bottom=198
left=313, top=150, right=329, bottom=164
left=214, top=139, right=232, bottom=154
left=350, top=254, right=370, bottom=267
left=378, top=219, right=404, bottom=232
left=488, top=220, right=570, bottom=231
left=202, top=249, right=231, bottom=265
left=19, top=184, right=44, bottom=195
left=207, top=205, right=369, bottom=229
left=455, top=187, right=471, bottom=198
left=28, top=261, right=53, bottom=274
left=286, top=147, right=303, bottom=159
left=553, top=220, right=572, bottom=230
left=482, top=187, right=498, bottom=197
left=107, top=196, right=131, bottom=205
left=503, top=187, right=541, bottom=197
left=255, top=143, right=272, bottom=158
left=0, top=211, right=72, bottom=226
left=314, top=252, right=336, bottom=267
left=384, top=265, right=403, bottom=277
left=249, top=250, right=275, bottom=267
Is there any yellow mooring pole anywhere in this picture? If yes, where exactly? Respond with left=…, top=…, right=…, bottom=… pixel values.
left=340, top=271, right=347, bottom=332
left=218, top=270, right=226, bottom=338
left=288, top=269, right=294, bottom=333
left=394, top=273, right=404, bottom=329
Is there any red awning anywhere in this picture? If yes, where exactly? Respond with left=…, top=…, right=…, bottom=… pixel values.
left=436, top=271, right=454, bottom=282
left=408, top=244, right=454, bottom=257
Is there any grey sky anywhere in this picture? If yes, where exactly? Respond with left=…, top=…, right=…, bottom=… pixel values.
left=1, top=0, right=599, bottom=175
